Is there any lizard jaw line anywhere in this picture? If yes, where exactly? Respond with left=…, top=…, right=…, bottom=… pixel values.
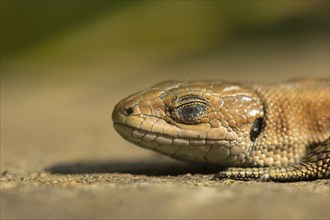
left=113, top=122, right=240, bottom=165
left=113, top=122, right=233, bottom=148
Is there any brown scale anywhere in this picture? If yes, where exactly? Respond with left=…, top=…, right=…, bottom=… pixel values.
left=214, top=79, right=330, bottom=181
left=112, top=78, right=330, bottom=181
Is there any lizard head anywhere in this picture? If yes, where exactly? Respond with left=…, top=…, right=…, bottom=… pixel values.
left=112, top=80, right=264, bottom=166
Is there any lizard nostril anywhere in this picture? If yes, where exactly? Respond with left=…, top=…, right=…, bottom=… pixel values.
left=124, top=107, right=134, bottom=116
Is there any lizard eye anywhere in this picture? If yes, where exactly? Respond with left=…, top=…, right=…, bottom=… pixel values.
left=177, top=103, right=207, bottom=122
left=250, top=117, right=263, bottom=141
left=170, top=96, right=209, bottom=124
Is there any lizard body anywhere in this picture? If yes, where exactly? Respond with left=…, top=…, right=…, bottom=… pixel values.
left=112, top=79, right=330, bottom=181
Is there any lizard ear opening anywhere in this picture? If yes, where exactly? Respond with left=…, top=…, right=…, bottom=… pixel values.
left=250, top=117, right=263, bottom=141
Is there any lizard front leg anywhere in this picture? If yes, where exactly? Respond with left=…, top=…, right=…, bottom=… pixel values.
left=213, top=137, right=330, bottom=182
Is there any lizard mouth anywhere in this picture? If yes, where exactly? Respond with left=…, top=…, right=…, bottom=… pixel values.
left=113, top=122, right=236, bottom=165
left=113, top=122, right=233, bottom=148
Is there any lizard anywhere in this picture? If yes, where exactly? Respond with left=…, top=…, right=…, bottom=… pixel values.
left=112, top=78, right=330, bottom=181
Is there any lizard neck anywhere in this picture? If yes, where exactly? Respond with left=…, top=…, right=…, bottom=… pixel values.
left=249, top=80, right=330, bottom=166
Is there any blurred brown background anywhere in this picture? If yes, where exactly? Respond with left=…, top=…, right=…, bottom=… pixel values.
left=1, top=1, right=329, bottom=219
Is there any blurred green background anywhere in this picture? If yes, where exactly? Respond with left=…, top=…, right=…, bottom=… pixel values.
left=1, top=0, right=329, bottom=82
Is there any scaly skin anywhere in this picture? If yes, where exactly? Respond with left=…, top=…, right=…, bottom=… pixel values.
left=112, top=79, right=330, bottom=181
